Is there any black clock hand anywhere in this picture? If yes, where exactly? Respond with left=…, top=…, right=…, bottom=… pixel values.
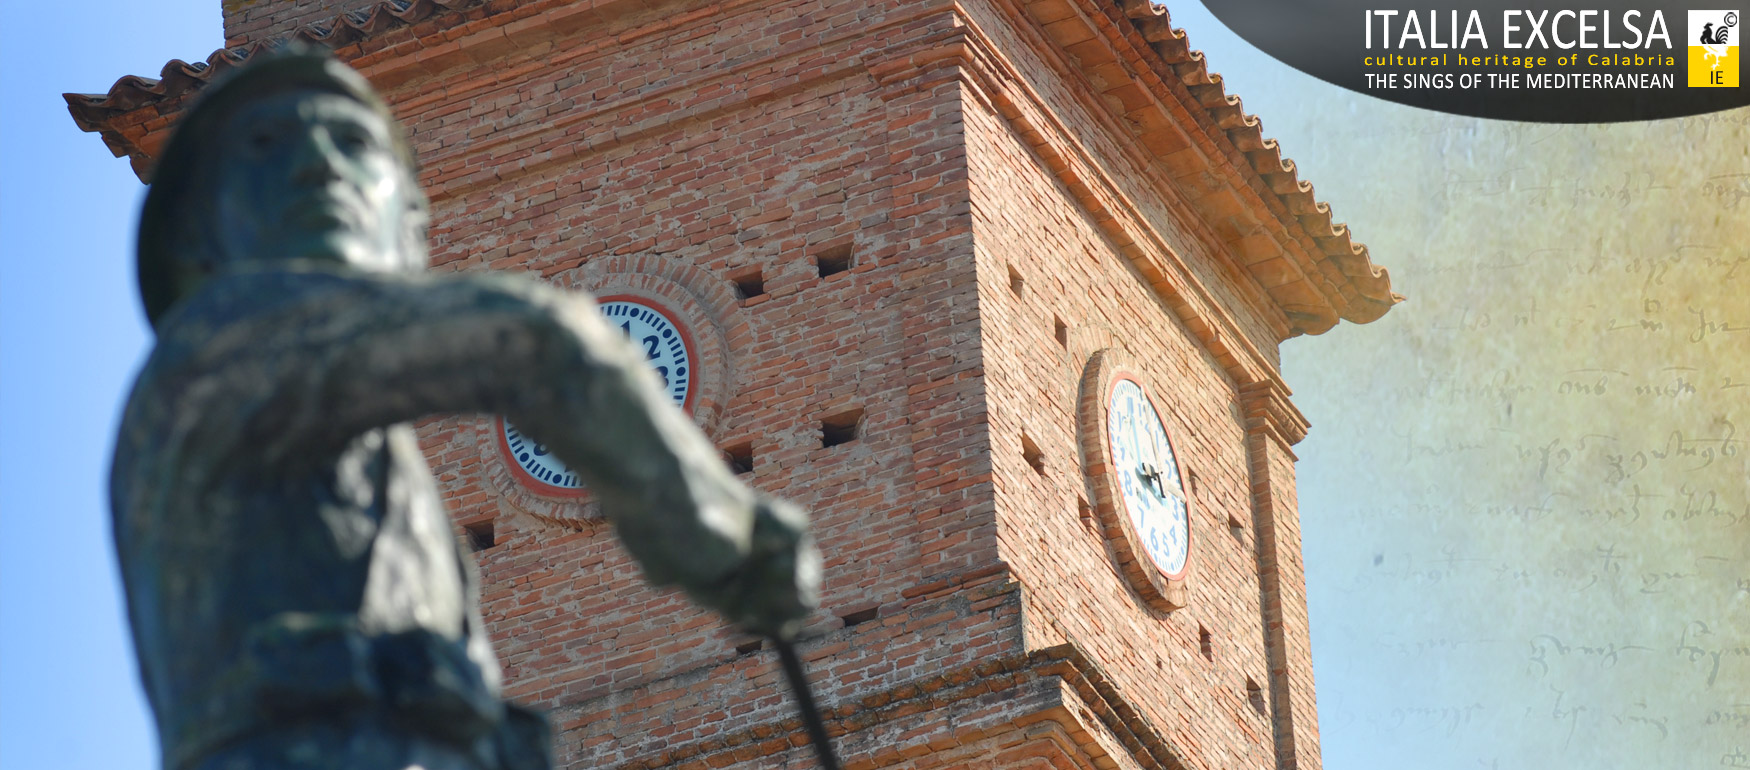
left=1137, top=462, right=1166, bottom=499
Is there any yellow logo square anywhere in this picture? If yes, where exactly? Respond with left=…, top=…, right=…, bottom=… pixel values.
left=1689, top=10, right=1740, bottom=87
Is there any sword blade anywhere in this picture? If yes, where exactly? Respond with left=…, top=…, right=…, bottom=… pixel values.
left=770, top=636, right=843, bottom=770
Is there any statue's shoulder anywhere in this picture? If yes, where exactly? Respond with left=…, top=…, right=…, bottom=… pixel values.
left=159, top=266, right=384, bottom=328
left=163, top=265, right=557, bottom=328
left=123, top=266, right=385, bottom=399
left=132, top=265, right=573, bottom=394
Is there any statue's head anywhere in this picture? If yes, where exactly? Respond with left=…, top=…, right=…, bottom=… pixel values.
left=138, top=48, right=429, bottom=327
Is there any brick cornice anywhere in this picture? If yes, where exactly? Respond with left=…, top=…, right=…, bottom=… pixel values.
left=66, top=0, right=1396, bottom=340
left=1240, top=379, right=1309, bottom=451
left=68, top=0, right=1399, bottom=340
left=64, top=0, right=948, bottom=189
left=1082, top=0, right=1400, bottom=333
left=967, top=0, right=1297, bottom=337
left=982, top=0, right=1399, bottom=338
left=602, top=637, right=1194, bottom=769
left=948, top=5, right=1295, bottom=397
left=507, top=572, right=1196, bottom=770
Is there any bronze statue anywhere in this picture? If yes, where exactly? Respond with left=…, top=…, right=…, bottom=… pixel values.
left=111, top=49, right=820, bottom=770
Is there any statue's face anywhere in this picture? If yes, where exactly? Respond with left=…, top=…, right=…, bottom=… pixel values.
left=212, top=89, right=420, bottom=272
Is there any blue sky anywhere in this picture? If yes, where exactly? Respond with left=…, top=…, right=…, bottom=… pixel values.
left=1, top=1, right=218, bottom=767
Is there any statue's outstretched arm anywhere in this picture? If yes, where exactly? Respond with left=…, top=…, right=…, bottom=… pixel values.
left=161, top=265, right=816, bottom=637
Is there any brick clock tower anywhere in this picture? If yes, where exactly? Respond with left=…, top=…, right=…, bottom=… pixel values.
left=70, top=1, right=1397, bottom=768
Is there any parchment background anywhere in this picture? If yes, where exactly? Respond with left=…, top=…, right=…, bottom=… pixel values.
left=1172, top=8, right=1750, bottom=769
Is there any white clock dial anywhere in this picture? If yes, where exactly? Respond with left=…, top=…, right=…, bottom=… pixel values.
left=1107, top=378, right=1190, bottom=577
left=501, top=297, right=694, bottom=492
left=502, top=421, right=581, bottom=489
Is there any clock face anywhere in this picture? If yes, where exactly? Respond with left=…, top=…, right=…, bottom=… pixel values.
left=499, top=297, right=695, bottom=494
left=1106, top=377, right=1190, bottom=578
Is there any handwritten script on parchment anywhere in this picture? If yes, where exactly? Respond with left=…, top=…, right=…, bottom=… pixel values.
left=1265, top=96, right=1748, bottom=768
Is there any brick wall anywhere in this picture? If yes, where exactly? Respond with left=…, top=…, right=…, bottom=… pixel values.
left=366, top=1, right=1020, bottom=766
left=963, top=39, right=1277, bottom=770
left=954, top=1, right=1312, bottom=768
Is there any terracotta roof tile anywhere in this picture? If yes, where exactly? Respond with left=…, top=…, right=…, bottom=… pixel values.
left=1115, top=0, right=1400, bottom=329
left=65, top=0, right=482, bottom=139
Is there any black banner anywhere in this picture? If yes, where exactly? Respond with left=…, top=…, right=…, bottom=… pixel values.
left=1197, top=1, right=1747, bottom=122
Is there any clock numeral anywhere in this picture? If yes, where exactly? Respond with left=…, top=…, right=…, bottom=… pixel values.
left=510, top=300, right=691, bottom=491
left=617, top=322, right=663, bottom=362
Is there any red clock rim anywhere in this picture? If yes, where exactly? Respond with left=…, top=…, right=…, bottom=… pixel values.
left=495, top=294, right=700, bottom=498
left=495, top=418, right=589, bottom=498
left=1106, top=371, right=1194, bottom=581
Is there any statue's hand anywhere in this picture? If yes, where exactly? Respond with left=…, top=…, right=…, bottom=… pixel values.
left=701, top=496, right=821, bottom=640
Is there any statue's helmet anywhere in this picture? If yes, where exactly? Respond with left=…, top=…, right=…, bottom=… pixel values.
left=136, top=47, right=426, bottom=328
